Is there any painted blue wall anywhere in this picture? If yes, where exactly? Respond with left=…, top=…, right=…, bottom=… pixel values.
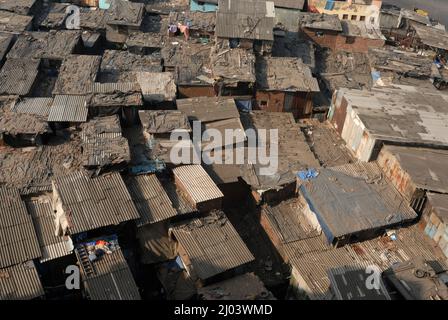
left=190, top=0, right=217, bottom=12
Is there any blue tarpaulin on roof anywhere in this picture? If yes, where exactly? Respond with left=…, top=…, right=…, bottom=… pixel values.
left=297, top=169, right=319, bottom=181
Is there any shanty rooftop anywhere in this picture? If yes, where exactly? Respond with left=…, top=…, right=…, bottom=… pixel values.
left=426, top=193, right=448, bottom=224
left=0, top=10, right=32, bottom=33
left=12, top=97, right=53, bottom=118
left=383, top=258, right=448, bottom=300
left=53, top=171, right=140, bottom=234
left=334, top=86, right=448, bottom=148
left=0, top=0, right=36, bottom=15
left=176, top=97, right=240, bottom=122
left=0, top=33, right=13, bottom=61
left=90, top=82, right=143, bottom=108
left=126, top=174, right=178, bottom=227
left=256, top=57, right=319, bottom=92
left=135, top=72, right=176, bottom=103
left=53, top=55, right=101, bottom=95
left=299, top=162, right=417, bottom=243
left=80, top=115, right=130, bottom=169
left=0, top=109, right=51, bottom=136
left=106, top=0, right=145, bottom=27
left=0, top=58, right=39, bottom=96
left=341, top=21, right=385, bottom=40
left=240, top=111, right=319, bottom=190
left=7, top=31, right=80, bottom=60
left=169, top=210, right=255, bottom=281
left=211, top=44, right=256, bottom=84
left=169, top=11, right=216, bottom=33
left=298, top=12, right=342, bottom=32
left=216, top=0, right=275, bottom=41
left=172, top=165, right=224, bottom=205
left=78, top=244, right=141, bottom=300
left=139, top=110, right=191, bottom=134
left=26, top=196, right=72, bottom=262
left=412, top=23, right=448, bottom=51
left=47, top=95, right=88, bottom=123
left=0, top=187, right=41, bottom=268
left=379, top=145, right=448, bottom=195
left=161, top=40, right=213, bottom=86
left=0, top=261, right=44, bottom=300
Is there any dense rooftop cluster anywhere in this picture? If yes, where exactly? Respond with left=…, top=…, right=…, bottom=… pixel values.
left=0, top=0, right=448, bottom=301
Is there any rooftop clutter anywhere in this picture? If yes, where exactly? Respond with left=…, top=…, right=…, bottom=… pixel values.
left=0, top=0, right=448, bottom=302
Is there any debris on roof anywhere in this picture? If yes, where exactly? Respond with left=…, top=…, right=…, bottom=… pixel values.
left=126, top=174, right=178, bottom=226
left=330, top=86, right=448, bottom=161
left=384, top=258, right=448, bottom=300
left=76, top=239, right=141, bottom=300
left=0, top=0, right=36, bottom=15
left=7, top=31, right=81, bottom=60
left=136, top=72, right=177, bottom=103
left=0, top=10, right=32, bottom=33
left=240, top=111, right=319, bottom=191
left=198, top=273, right=276, bottom=300
left=90, top=82, right=143, bottom=108
left=412, top=23, right=448, bottom=51
left=216, top=0, right=275, bottom=41
left=169, top=11, right=216, bottom=34
left=299, top=119, right=356, bottom=168
left=211, top=43, right=256, bottom=85
left=169, top=210, right=255, bottom=281
left=298, top=12, right=342, bottom=32
left=298, top=162, right=417, bottom=244
left=0, top=187, right=41, bottom=268
left=53, top=55, right=101, bottom=95
left=256, top=57, right=319, bottom=92
left=0, top=58, right=40, bottom=96
left=0, top=260, right=45, bottom=300
left=0, top=109, right=51, bottom=136
left=176, top=97, right=240, bottom=122
left=53, top=171, right=140, bottom=235
left=80, top=115, right=130, bottom=169
left=139, top=110, right=191, bottom=134
left=106, top=0, right=145, bottom=27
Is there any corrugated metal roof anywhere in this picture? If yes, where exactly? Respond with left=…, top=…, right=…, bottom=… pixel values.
left=26, top=197, right=72, bottom=263
left=176, top=97, right=240, bottom=123
left=162, top=178, right=198, bottom=215
left=93, top=82, right=140, bottom=93
left=172, top=165, right=224, bottom=205
left=0, top=58, right=39, bottom=95
left=80, top=115, right=130, bottom=168
left=0, top=187, right=41, bottom=269
left=7, top=31, right=81, bottom=60
left=170, top=210, right=255, bottom=280
left=0, top=260, right=45, bottom=300
left=81, top=249, right=141, bottom=300
left=12, top=98, right=53, bottom=117
left=299, top=164, right=417, bottom=242
left=47, top=95, right=88, bottom=122
left=53, top=55, right=101, bottom=95
left=216, top=0, right=275, bottom=41
left=126, top=174, right=178, bottom=227
left=54, top=171, right=140, bottom=234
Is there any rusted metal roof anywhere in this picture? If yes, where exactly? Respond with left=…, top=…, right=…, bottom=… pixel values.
left=211, top=45, right=256, bottom=84
left=26, top=197, right=73, bottom=262
left=53, top=55, right=101, bottom=95
left=12, top=98, right=53, bottom=117
left=172, top=165, right=224, bottom=205
left=0, top=58, right=39, bottom=96
left=176, top=97, right=240, bottom=123
left=80, top=115, right=130, bottom=168
left=0, top=260, right=44, bottom=300
left=47, top=95, right=88, bottom=122
left=170, top=210, right=255, bottom=281
left=0, top=10, right=32, bottom=33
left=161, top=178, right=197, bottom=216
left=53, top=171, right=140, bottom=234
left=7, top=31, right=81, bottom=60
left=0, top=187, right=41, bottom=268
left=126, top=174, right=178, bottom=226
left=216, top=0, right=275, bottom=41
left=80, top=248, right=141, bottom=300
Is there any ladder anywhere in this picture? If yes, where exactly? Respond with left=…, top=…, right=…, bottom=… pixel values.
left=75, top=245, right=95, bottom=277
